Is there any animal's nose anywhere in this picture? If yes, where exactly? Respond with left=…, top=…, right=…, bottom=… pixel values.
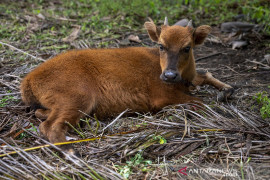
left=164, top=70, right=177, bottom=79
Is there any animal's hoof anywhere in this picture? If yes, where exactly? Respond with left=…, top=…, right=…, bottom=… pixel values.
left=217, top=87, right=234, bottom=101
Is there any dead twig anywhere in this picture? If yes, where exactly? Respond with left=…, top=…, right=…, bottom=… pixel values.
left=246, top=59, right=270, bottom=69
left=195, top=50, right=230, bottom=62
left=102, top=109, right=129, bottom=131
left=0, top=92, right=21, bottom=97
left=0, top=79, right=19, bottom=90
left=0, top=41, right=45, bottom=62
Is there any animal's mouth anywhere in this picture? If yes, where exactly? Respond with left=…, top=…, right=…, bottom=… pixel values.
left=162, top=78, right=181, bottom=83
left=160, top=73, right=182, bottom=83
left=160, top=74, right=191, bottom=86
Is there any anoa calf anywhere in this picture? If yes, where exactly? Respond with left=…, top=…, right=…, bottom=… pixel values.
left=21, top=18, right=233, bottom=154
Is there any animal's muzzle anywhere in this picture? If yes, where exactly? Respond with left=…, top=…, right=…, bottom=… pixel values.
left=164, top=70, right=177, bottom=79
left=160, top=69, right=182, bottom=83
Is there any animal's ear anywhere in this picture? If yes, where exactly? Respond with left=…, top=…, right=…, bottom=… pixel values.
left=193, top=25, right=211, bottom=45
left=144, top=18, right=160, bottom=42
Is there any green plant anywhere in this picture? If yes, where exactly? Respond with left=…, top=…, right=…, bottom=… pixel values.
left=135, top=122, right=148, bottom=128
left=115, top=152, right=152, bottom=179
left=0, top=95, right=17, bottom=107
left=66, top=121, right=86, bottom=139
left=153, top=135, right=167, bottom=144
left=19, top=132, right=28, bottom=139
left=185, top=0, right=270, bottom=34
left=242, top=0, right=270, bottom=33
left=253, top=89, right=270, bottom=119
left=29, top=123, right=38, bottom=133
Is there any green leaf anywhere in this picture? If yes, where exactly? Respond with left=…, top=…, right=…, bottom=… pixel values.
left=159, top=138, right=166, bottom=144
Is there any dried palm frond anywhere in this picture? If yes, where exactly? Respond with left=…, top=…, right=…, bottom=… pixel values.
left=0, top=103, right=269, bottom=179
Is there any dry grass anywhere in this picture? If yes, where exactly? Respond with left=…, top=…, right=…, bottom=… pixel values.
left=1, top=102, right=270, bottom=179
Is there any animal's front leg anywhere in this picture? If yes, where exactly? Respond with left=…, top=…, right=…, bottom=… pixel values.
left=150, top=89, right=203, bottom=111
left=192, top=70, right=234, bottom=101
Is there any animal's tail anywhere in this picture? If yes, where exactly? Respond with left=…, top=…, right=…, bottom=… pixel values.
left=20, top=77, right=42, bottom=110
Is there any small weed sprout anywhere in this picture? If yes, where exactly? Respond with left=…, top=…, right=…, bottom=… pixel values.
left=29, top=123, right=38, bottom=134
left=0, top=95, right=17, bottom=107
left=153, top=135, right=167, bottom=145
left=66, top=121, right=85, bottom=139
left=115, top=152, right=152, bottom=179
left=135, top=122, right=148, bottom=128
left=80, top=115, right=100, bottom=136
left=253, top=89, right=270, bottom=119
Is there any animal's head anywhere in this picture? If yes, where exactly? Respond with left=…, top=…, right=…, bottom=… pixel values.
left=144, top=17, right=211, bottom=83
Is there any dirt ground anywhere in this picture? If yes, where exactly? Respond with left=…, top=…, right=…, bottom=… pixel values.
left=1, top=16, right=270, bottom=179
left=195, top=29, right=270, bottom=104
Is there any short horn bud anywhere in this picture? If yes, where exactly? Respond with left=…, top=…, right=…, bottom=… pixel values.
left=187, top=20, right=193, bottom=28
left=164, top=17, right=169, bottom=26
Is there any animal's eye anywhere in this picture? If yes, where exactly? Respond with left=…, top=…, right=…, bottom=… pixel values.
left=159, top=44, right=164, bottom=51
left=183, top=46, right=191, bottom=53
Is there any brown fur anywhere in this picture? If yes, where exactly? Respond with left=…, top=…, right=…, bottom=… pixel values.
left=20, top=19, right=233, bottom=151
